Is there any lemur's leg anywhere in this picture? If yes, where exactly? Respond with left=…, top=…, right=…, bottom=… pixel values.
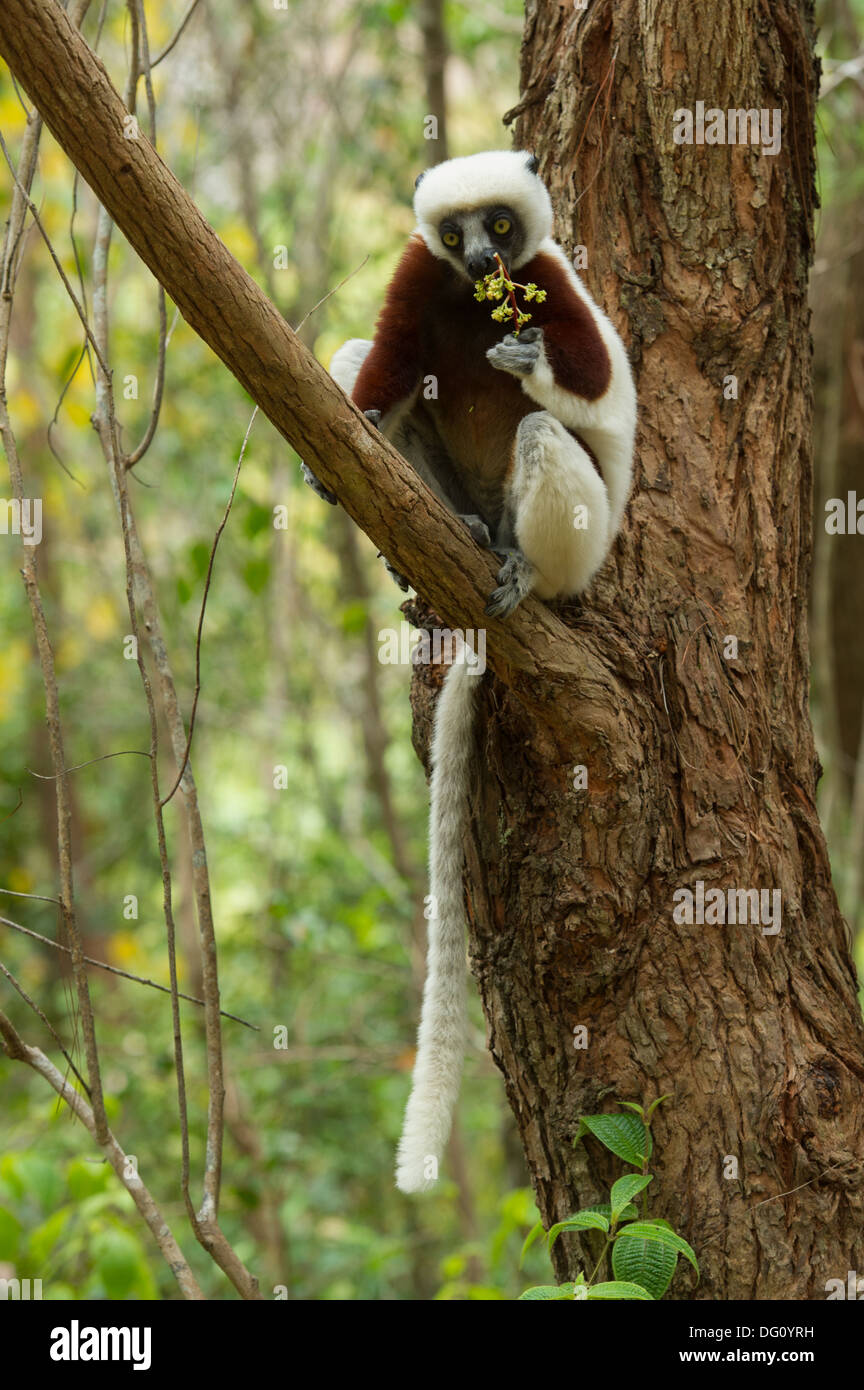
left=486, top=412, right=611, bottom=619
left=316, top=339, right=492, bottom=590
left=386, top=412, right=491, bottom=546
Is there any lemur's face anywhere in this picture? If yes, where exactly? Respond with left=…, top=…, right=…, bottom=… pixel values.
left=436, top=205, right=526, bottom=282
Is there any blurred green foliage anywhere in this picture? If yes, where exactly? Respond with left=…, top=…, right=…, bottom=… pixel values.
left=0, top=0, right=544, bottom=1301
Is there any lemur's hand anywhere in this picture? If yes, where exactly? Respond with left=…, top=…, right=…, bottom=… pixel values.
left=301, top=461, right=337, bottom=505
left=486, top=326, right=542, bottom=378
left=458, top=514, right=492, bottom=547
left=364, top=409, right=383, bottom=426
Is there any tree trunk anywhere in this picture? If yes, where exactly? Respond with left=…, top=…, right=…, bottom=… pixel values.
left=409, top=0, right=864, bottom=1299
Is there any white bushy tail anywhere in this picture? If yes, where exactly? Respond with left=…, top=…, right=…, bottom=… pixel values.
left=328, top=338, right=373, bottom=394
left=395, top=658, right=479, bottom=1193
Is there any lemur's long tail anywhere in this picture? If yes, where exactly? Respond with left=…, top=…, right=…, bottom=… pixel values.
left=395, top=658, right=479, bottom=1193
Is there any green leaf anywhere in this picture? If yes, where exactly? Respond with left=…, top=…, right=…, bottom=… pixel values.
left=518, top=1283, right=576, bottom=1300
left=577, top=1112, right=651, bottom=1167
left=646, top=1094, right=672, bottom=1120
left=242, top=557, right=270, bottom=594
left=616, top=1222, right=699, bottom=1276
left=519, top=1219, right=546, bottom=1268
left=586, top=1280, right=653, bottom=1300
left=581, top=1201, right=639, bottom=1221
left=613, top=1225, right=678, bottom=1299
left=610, top=1173, right=653, bottom=1219
left=617, top=1101, right=645, bottom=1118
left=92, top=1229, right=144, bottom=1299
left=66, top=1158, right=110, bottom=1202
left=547, top=1211, right=609, bottom=1249
left=242, top=502, right=272, bottom=539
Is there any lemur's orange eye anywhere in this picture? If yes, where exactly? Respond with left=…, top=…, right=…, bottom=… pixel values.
left=493, top=217, right=512, bottom=236
left=442, top=229, right=460, bottom=248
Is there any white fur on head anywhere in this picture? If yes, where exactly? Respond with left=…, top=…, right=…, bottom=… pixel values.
left=413, top=150, right=554, bottom=269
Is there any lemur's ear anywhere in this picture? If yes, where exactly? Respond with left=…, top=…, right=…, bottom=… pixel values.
left=414, top=169, right=427, bottom=189
left=525, top=152, right=539, bottom=174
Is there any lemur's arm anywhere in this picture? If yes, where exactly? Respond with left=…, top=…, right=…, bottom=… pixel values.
left=486, top=243, right=614, bottom=430
left=351, top=235, right=439, bottom=424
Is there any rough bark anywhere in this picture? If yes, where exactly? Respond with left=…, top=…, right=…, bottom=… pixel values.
left=409, top=0, right=864, bottom=1299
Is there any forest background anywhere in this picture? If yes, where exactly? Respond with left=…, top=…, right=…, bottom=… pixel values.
left=1, top=0, right=862, bottom=1300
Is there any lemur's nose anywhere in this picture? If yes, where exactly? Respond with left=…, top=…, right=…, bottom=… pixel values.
left=466, top=248, right=498, bottom=280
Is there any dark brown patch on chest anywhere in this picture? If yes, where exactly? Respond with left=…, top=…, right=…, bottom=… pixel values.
left=412, top=271, right=536, bottom=517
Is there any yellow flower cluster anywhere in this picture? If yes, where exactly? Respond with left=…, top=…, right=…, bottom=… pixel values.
left=474, top=259, right=548, bottom=335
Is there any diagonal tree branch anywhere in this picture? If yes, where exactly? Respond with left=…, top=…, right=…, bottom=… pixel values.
left=0, top=0, right=612, bottom=705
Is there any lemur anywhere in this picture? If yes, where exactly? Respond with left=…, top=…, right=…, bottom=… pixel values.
left=302, top=150, right=636, bottom=1194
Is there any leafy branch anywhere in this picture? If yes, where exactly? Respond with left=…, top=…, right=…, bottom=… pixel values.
left=518, top=1097, right=698, bottom=1301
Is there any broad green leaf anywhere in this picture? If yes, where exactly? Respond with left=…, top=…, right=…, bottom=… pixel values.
left=610, top=1173, right=653, bottom=1219
left=519, top=1219, right=546, bottom=1268
left=613, top=1225, right=678, bottom=1299
left=587, top=1280, right=653, bottom=1300
left=616, top=1222, right=699, bottom=1276
left=548, top=1211, right=609, bottom=1249
left=577, top=1112, right=651, bottom=1167
left=518, top=1283, right=576, bottom=1300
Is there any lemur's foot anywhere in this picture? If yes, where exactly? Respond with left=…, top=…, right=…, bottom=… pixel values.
left=486, top=328, right=543, bottom=378
left=364, top=409, right=382, bottom=427
left=378, top=552, right=411, bottom=592
left=301, top=461, right=337, bottom=505
left=458, top=514, right=492, bottom=547
left=485, top=550, right=534, bottom=619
